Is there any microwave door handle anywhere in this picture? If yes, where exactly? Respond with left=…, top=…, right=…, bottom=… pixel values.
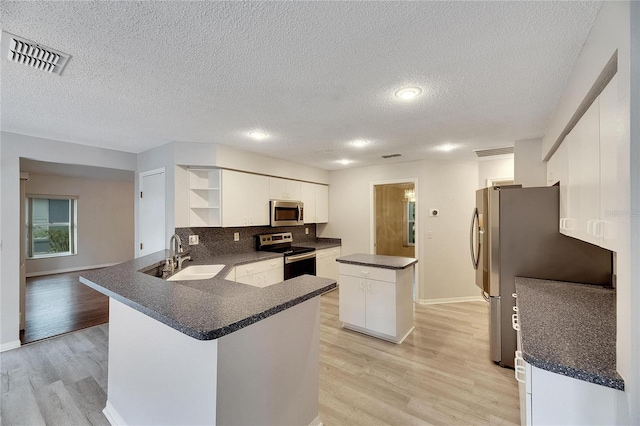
left=298, top=205, right=302, bottom=221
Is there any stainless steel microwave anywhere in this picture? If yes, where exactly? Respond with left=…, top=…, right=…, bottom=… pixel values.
left=270, top=200, right=304, bottom=227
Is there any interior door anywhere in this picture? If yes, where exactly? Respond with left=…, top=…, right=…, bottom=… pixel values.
left=139, top=169, right=166, bottom=257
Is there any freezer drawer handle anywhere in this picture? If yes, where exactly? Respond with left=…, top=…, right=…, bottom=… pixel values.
left=514, top=351, right=526, bottom=383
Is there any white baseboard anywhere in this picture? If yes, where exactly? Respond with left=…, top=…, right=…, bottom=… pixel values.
left=103, top=401, right=127, bottom=426
left=26, top=263, right=119, bottom=278
left=417, top=295, right=485, bottom=305
left=309, top=415, right=323, bottom=426
left=0, top=340, right=21, bottom=352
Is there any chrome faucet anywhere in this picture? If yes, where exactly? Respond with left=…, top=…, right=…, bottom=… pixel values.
left=167, top=234, right=191, bottom=273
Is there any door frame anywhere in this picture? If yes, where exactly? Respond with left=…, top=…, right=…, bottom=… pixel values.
left=369, top=178, right=419, bottom=301
left=138, top=168, right=166, bottom=258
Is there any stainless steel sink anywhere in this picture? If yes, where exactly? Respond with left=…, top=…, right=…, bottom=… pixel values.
left=166, top=264, right=225, bottom=281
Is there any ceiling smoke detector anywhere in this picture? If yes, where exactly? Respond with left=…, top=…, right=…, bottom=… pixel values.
left=473, top=146, right=514, bottom=157
left=1, top=31, right=70, bottom=75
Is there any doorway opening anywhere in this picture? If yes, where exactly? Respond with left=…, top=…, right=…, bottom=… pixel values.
left=19, top=158, right=134, bottom=344
left=373, top=182, right=416, bottom=258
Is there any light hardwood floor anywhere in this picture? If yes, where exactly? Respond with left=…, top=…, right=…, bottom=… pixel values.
left=1, top=290, right=520, bottom=425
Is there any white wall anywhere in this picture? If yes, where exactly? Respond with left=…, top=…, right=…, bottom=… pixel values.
left=514, top=139, right=546, bottom=187
left=0, top=131, right=136, bottom=350
left=321, top=159, right=479, bottom=302
left=539, top=2, right=637, bottom=422
left=477, top=156, right=514, bottom=189
left=25, top=173, right=134, bottom=275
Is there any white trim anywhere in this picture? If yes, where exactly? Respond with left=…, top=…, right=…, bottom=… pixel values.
left=138, top=167, right=165, bottom=178
left=0, top=340, right=21, bottom=352
left=103, top=400, right=126, bottom=426
left=417, top=296, right=485, bottom=305
left=25, top=263, right=119, bottom=278
left=309, top=416, right=323, bottom=426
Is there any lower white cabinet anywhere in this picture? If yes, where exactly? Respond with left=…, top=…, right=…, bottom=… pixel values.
left=227, top=259, right=283, bottom=288
left=338, top=263, right=414, bottom=343
left=515, top=357, right=623, bottom=426
left=316, top=247, right=341, bottom=281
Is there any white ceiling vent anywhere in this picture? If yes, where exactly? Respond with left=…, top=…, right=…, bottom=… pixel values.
left=1, top=31, right=70, bottom=75
left=473, top=146, right=514, bottom=157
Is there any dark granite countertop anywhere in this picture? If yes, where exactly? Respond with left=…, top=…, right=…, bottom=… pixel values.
left=515, top=277, right=623, bottom=391
left=336, top=253, right=417, bottom=270
left=80, top=250, right=336, bottom=341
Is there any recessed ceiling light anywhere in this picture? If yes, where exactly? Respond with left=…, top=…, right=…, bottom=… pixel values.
left=337, top=159, right=353, bottom=165
left=437, top=143, right=456, bottom=152
left=395, top=87, right=422, bottom=100
left=248, top=131, right=268, bottom=140
left=351, top=139, right=369, bottom=147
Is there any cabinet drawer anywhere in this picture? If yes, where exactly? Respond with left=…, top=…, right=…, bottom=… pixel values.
left=236, top=258, right=283, bottom=278
left=339, top=263, right=396, bottom=283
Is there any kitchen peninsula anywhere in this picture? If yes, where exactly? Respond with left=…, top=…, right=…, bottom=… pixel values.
left=80, top=250, right=336, bottom=426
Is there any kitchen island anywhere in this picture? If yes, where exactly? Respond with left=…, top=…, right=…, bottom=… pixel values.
left=336, top=253, right=417, bottom=343
left=80, top=250, right=336, bottom=426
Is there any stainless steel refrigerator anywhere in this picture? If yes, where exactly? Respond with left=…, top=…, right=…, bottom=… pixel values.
left=470, top=185, right=613, bottom=368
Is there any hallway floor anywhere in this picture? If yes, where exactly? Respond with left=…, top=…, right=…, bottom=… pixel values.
left=20, top=270, right=109, bottom=345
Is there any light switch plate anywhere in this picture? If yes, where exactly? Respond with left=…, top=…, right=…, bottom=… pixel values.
left=234, top=232, right=240, bottom=242
left=188, top=235, right=199, bottom=245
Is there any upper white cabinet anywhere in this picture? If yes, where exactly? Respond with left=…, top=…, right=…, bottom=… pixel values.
left=269, top=177, right=301, bottom=201
left=300, top=182, right=329, bottom=223
left=188, top=168, right=221, bottom=227
left=551, top=75, right=619, bottom=251
left=221, top=170, right=269, bottom=227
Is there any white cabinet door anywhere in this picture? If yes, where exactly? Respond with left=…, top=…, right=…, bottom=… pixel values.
left=598, top=74, right=618, bottom=251
left=338, top=275, right=366, bottom=328
left=316, top=248, right=340, bottom=280
left=300, top=183, right=329, bottom=224
left=575, top=100, right=601, bottom=246
left=222, top=170, right=249, bottom=227
left=222, top=171, right=269, bottom=227
left=365, top=279, right=396, bottom=336
left=316, top=184, right=329, bottom=223
left=246, top=174, right=269, bottom=226
left=269, top=177, right=301, bottom=200
left=300, top=182, right=317, bottom=223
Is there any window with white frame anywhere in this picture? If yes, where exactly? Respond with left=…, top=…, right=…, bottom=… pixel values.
left=26, top=196, right=77, bottom=258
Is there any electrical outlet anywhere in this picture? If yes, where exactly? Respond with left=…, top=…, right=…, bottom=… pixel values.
left=234, top=232, right=240, bottom=242
left=188, top=235, right=199, bottom=245
left=305, top=227, right=309, bottom=235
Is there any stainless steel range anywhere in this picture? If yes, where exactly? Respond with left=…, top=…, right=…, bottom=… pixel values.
left=257, top=232, right=316, bottom=279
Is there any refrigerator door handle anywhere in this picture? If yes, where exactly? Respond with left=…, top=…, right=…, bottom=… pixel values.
left=470, top=208, right=480, bottom=270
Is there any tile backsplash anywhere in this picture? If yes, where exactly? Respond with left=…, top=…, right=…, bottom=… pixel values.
left=175, top=225, right=317, bottom=259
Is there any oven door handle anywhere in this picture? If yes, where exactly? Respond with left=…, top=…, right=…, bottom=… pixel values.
left=285, top=252, right=316, bottom=264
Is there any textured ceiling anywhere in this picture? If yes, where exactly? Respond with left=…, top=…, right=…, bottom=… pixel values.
left=0, top=1, right=600, bottom=170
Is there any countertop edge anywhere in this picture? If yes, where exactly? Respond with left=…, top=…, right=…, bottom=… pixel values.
left=522, top=352, right=625, bottom=391
left=336, top=258, right=418, bottom=270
